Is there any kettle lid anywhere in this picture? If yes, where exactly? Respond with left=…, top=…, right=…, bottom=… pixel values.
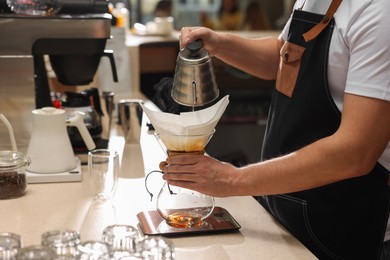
left=33, top=107, right=65, bottom=115
left=178, top=40, right=209, bottom=64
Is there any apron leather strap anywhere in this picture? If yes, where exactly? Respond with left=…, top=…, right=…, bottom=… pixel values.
left=303, top=0, right=343, bottom=42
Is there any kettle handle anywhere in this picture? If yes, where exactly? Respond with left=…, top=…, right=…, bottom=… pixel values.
left=67, top=113, right=96, bottom=150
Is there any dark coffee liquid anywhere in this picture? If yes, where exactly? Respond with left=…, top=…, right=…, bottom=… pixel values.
left=165, top=212, right=204, bottom=228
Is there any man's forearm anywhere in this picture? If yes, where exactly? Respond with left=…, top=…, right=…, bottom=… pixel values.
left=214, top=33, right=282, bottom=80
left=235, top=136, right=354, bottom=196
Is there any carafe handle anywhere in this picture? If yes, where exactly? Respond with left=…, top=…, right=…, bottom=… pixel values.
left=67, top=113, right=96, bottom=150
left=102, top=50, right=119, bottom=83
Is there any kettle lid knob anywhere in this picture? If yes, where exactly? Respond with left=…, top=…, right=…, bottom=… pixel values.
left=179, top=39, right=209, bottom=64
left=186, top=40, right=203, bottom=56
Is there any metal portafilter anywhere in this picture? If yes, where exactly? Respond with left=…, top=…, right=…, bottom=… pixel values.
left=171, top=40, right=219, bottom=107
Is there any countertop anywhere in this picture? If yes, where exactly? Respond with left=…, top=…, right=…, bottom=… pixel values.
left=0, top=99, right=316, bottom=259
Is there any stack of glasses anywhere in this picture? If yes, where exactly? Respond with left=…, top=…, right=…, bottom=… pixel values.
left=0, top=225, right=175, bottom=259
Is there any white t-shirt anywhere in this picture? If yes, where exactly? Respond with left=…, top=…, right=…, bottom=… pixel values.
left=281, top=0, right=390, bottom=241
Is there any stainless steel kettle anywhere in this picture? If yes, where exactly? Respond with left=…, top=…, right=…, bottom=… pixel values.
left=171, top=40, right=219, bottom=107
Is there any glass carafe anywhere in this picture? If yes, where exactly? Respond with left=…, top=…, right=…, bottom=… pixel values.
left=154, top=130, right=215, bottom=228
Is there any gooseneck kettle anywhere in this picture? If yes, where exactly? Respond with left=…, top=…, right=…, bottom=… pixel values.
left=171, top=40, right=219, bottom=107
left=26, top=107, right=96, bottom=173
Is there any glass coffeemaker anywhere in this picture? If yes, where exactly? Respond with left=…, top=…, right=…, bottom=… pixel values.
left=139, top=41, right=239, bottom=232
left=153, top=130, right=216, bottom=229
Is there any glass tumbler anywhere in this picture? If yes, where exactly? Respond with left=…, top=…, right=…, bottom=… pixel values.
left=41, top=229, right=80, bottom=259
left=88, top=149, right=119, bottom=201
left=78, top=241, right=110, bottom=260
left=0, top=232, right=21, bottom=259
left=102, top=224, right=139, bottom=259
left=16, top=245, right=56, bottom=260
left=137, top=236, right=175, bottom=260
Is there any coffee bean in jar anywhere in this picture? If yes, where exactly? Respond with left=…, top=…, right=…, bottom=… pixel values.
left=0, top=151, right=30, bottom=199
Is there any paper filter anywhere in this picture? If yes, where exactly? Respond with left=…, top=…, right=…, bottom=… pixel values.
left=141, top=95, right=229, bottom=136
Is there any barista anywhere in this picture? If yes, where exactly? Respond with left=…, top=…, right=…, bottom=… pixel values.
left=160, top=0, right=390, bottom=259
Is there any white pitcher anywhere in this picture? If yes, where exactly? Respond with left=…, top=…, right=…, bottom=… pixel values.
left=26, top=107, right=96, bottom=173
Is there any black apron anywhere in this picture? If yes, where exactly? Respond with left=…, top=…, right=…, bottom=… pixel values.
left=257, top=1, right=390, bottom=259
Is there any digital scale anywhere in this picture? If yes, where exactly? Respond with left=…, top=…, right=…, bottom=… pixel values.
left=137, top=207, right=241, bottom=237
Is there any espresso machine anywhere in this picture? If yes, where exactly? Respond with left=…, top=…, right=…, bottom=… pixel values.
left=0, top=0, right=118, bottom=109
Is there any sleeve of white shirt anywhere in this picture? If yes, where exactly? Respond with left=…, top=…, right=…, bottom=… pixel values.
left=344, top=0, right=390, bottom=101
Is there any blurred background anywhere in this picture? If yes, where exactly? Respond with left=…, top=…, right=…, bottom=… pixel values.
left=0, top=0, right=295, bottom=167
left=115, top=0, right=294, bottom=31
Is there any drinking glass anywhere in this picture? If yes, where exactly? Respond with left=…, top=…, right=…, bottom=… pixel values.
left=137, top=236, right=175, bottom=260
left=102, top=224, right=139, bottom=259
left=16, top=245, right=56, bottom=260
left=88, top=149, right=119, bottom=201
left=77, top=241, right=110, bottom=260
left=41, top=229, right=80, bottom=259
left=0, top=232, right=21, bottom=259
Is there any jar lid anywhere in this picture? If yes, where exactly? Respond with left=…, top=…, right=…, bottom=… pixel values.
left=0, top=151, right=30, bottom=171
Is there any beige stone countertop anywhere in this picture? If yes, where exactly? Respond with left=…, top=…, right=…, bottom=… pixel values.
left=0, top=100, right=316, bottom=259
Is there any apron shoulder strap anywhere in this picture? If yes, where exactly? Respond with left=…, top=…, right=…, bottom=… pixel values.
left=303, top=0, right=343, bottom=42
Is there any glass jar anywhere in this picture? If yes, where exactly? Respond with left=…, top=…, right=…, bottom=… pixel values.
left=0, top=151, right=30, bottom=200
left=6, top=0, right=62, bottom=16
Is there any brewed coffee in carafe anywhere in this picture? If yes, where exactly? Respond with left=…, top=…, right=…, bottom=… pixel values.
left=147, top=130, right=216, bottom=228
